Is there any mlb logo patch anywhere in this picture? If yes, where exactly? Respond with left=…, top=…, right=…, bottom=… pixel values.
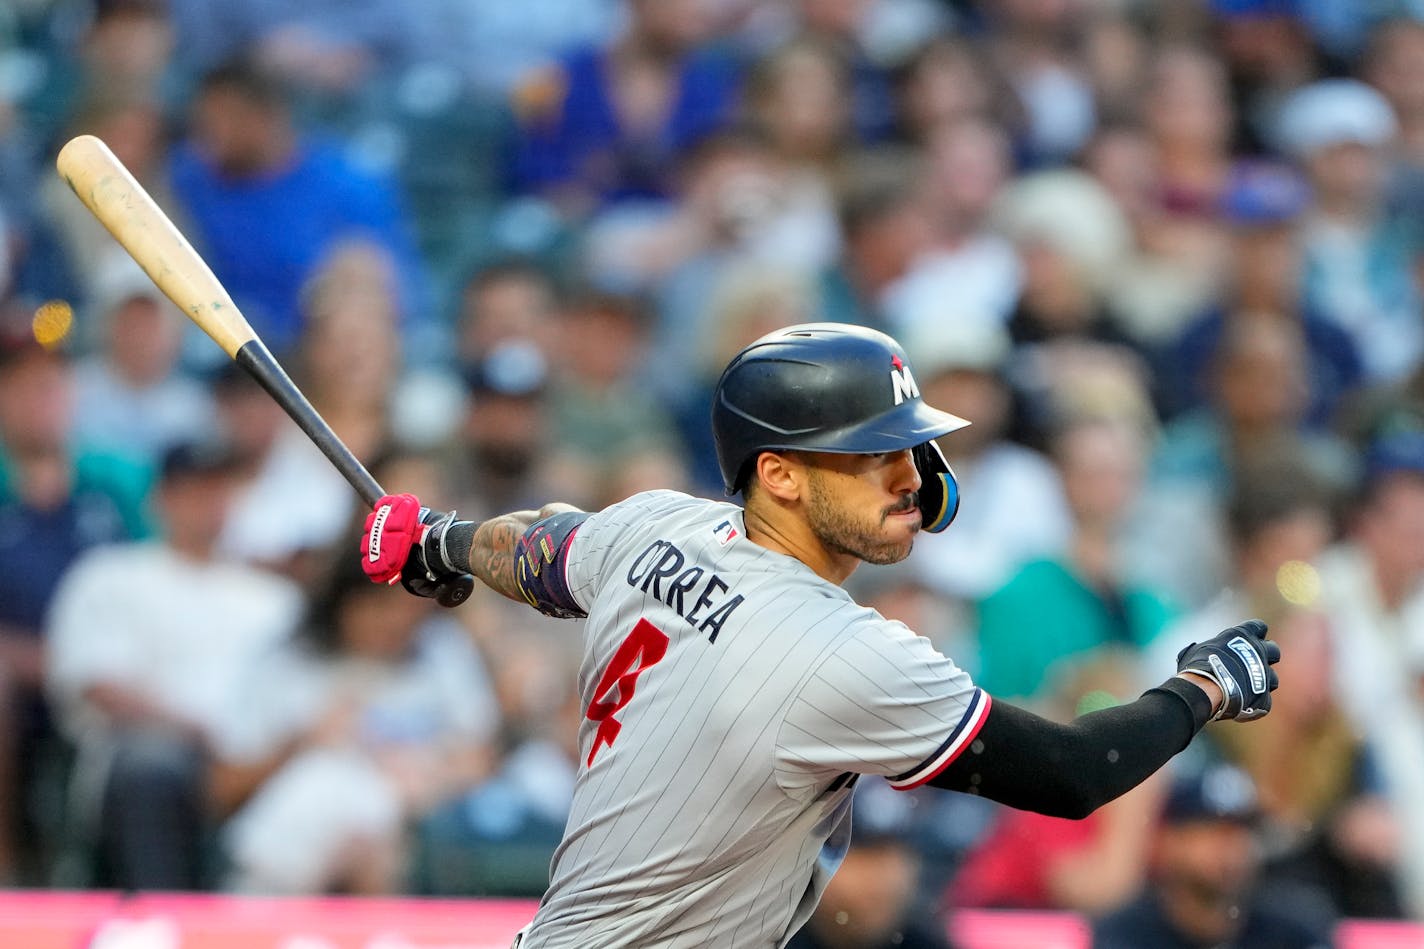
left=713, top=519, right=739, bottom=546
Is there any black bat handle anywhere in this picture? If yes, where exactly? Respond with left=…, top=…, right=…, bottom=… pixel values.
left=234, top=340, right=383, bottom=505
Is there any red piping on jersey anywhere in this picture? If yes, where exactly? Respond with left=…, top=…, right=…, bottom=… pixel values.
left=890, top=689, right=993, bottom=791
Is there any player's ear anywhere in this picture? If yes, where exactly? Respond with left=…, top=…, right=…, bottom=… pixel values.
left=753, top=450, right=804, bottom=502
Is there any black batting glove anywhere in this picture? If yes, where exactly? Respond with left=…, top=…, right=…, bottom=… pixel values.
left=400, top=508, right=476, bottom=608
left=1175, top=619, right=1280, bottom=722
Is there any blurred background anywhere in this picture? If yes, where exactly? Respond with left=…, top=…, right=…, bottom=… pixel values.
left=3, top=0, right=1424, bottom=945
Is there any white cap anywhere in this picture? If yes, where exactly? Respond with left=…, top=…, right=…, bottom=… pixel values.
left=1274, top=79, right=1397, bottom=159
left=990, top=170, right=1131, bottom=292
left=90, top=250, right=165, bottom=318
left=906, top=318, right=1012, bottom=377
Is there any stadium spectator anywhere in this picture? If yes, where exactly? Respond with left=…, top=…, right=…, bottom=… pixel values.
left=882, top=116, right=1021, bottom=338
left=1276, top=79, right=1422, bottom=385
left=453, top=259, right=560, bottom=364
left=989, top=169, right=1150, bottom=448
left=978, top=0, right=1098, bottom=166
left=1144, top=447, right=1335, bottom=682
left=0, top=329, right=149, bottom=882
left=509, top=0, right=740, bottom=214
left=1316, top=431, right=1424, bottom=917
left=44, top=438, right=303, bottom=890
left=1158, top=161, right=1364, bottom=426
left=213, top=244, right=410, bottom=582
left=165, top=0, right=421, bottom=98
left=742, top=0, right=947, bottom=146
left=617, top=129, right=830, bottom=402
left=1209, top=0, right=1323, bottom=154
left=168, top=57, right=430, bottom=360
left=293, top=240, right=404, bottom=463
left=1224, top=607, right=1404, bottom=928
left=443, top=339, right=582, bottom=520
left=218, top=555, right=498, bottom=895
left=818, top=147, right=937, bottom=328
left=545, top=291, right=685, bottom=509
left=889, top=36, right=1019, bottom=148
left=903, top=319, right=1071, bottom=603
left=70, top=253, right=217, bottom=468
left=1363, top=18, right=1424, bottom=194
left=973, top=416, right=1174, bottom=703
left=1134, top=315, right=1356, bottom=608
left=1100, top=46, right=1236, bottom=346
left=1093, top=763, right=1332, bottom=949
left=39, top=91, right=180, bottom=314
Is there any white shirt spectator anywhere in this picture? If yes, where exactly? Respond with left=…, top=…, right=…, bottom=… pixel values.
left=1316, top=542, right=1424, bottom=917
left=221, top=616, right=500, bottom=893
left=218, top=424, right=356, bottom=566
left=908, top=441, right=1071, bottom=601
left=71, top=360, right=217, bottom=467
left=46, top=542, right=304, bottom=746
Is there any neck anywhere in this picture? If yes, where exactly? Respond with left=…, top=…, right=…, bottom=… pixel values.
left=169, top=535, right=216, bottom=563
left=10, top=444, right=71, bottom=509
left=743, top=496, right=855, bottom=585
left=1071, top=524, right=1116, bottom=583
left=1313, top=195, right=1375, bottom=225
left=616, top=31, right=679, bottom=67
left=1373, top=557, right=1415, bottom=614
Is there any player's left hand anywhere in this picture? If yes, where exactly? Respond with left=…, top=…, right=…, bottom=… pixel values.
left=1175, top=619, right=1280, bottom=722
left=362, top=493, right=424, bottom=584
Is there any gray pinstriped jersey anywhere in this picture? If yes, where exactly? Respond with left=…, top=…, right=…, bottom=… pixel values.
left=522, top=491, right=988, bottom=948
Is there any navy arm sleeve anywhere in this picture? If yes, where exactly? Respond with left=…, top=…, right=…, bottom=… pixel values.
left=512, top=511, right=590, bottom=619
left=930, top=677, right=1214, bottom=818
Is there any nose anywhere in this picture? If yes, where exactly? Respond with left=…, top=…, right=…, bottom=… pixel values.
left=891, top=448, right=920, bottom=493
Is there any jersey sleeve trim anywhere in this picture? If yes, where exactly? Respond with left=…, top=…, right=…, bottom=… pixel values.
left=886, top=688, right=992, bottom=790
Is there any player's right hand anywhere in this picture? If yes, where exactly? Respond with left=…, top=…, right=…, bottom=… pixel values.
left=361, top=494, right=475, bottom=607
left=1174, top=619, right=1280, bottom=722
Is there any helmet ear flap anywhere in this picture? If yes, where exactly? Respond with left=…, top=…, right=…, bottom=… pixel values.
left=913, top=440, right=959, bottom=533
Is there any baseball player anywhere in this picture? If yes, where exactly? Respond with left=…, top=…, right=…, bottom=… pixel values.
left=361, top=324, right=1280, bottom=948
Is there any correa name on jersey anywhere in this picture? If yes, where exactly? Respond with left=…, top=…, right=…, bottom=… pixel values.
left=625, top=538, right=745, bottom=643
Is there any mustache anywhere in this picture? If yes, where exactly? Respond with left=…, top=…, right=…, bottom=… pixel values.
left=885, top=493, right=920, bottom=517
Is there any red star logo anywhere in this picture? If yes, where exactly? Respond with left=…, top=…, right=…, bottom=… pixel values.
left=891, top=354, right=903, bottom=370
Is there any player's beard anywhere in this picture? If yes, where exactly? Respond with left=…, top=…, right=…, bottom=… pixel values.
left=805, top=471, right=918, bottom=565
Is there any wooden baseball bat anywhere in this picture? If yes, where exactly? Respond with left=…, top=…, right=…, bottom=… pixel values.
left=56, top=133, right=383, bottom=505
left=56, top=134, right=475, bottom=607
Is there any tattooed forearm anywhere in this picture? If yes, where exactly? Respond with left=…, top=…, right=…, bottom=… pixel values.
left=468, top=503, right=582, bottom=601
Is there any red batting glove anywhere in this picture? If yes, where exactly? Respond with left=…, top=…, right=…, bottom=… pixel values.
left=361, top=493, right=426, bottom=585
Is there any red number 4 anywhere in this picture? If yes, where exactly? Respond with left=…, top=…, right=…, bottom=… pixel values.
left=585, top=619, right=669, bottom=766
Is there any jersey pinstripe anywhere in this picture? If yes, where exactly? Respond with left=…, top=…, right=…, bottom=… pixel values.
left=522, top=490, right=987, bottom=948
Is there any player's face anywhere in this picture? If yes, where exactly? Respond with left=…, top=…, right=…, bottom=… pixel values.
left=802, top=449, right=923, bottom=565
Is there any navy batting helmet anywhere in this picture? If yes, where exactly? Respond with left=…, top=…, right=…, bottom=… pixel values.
left=711, top=323, right=970, bottom=532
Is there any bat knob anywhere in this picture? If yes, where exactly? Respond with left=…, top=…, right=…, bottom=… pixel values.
left=435, top=574, right=475, bottom=608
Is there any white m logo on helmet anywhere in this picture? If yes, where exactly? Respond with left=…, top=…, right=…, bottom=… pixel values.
left=890, top=364, right=919, bottom=406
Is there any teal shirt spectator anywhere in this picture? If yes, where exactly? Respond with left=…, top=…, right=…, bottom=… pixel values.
left=0, top=446, right=152, bottom=632
left=974, top=559, right=1176, bottom=702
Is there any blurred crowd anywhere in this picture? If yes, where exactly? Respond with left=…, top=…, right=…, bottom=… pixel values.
left=4, top=0, right=1424, bottom=944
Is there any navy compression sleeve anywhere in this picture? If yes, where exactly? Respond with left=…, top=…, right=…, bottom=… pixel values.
left=929, top=677, right=1213, bottom=818
left=513, top=511, right=589, bottom=619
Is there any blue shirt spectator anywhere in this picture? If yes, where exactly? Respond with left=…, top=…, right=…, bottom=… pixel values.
left=168, top=60, right=430, bottom=360
left=510, top=0, right=740, bottom=210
